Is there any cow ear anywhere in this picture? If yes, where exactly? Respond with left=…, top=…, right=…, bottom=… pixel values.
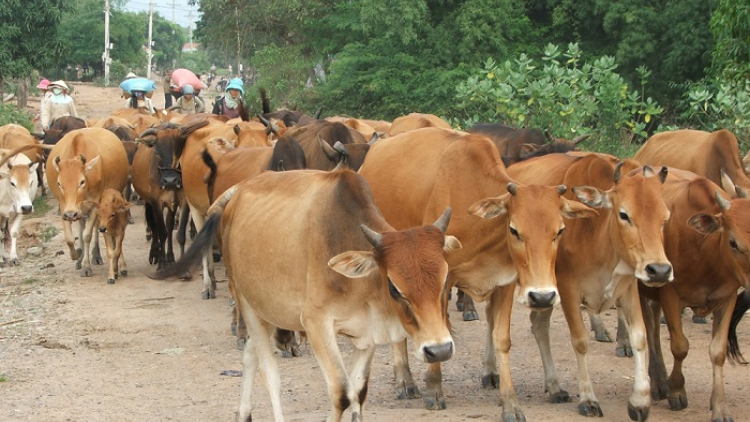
left=53, top=155, right=61, bottom=172
left=318, top=135, right=338, bottom=161
left=561, top=197, right=598, bottom=219
left=118, top=203, right=132, bottom=213
left=444, top=235, right=462, bottom=252
left=520, top=143, right=540, bottom=157
left=468, top=193, right=511, bottom=219
left=328, top=251, right=379, bottom=278
left=84, top=200, right=99, bottom=209
left=0, top=172, right=7, bottom=180
left=29, top=163, right=39, bottom=174
left=572, top=185, right=612, bottom=209
left=84, top=155, right=100, bottom=175
left=688, top=213, right=721, bottom=234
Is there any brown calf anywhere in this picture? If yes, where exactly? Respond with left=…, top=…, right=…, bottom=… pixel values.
left=87, top=189, right=131, bottom=284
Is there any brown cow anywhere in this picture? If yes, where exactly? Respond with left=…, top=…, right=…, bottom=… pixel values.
left=388, top=112, right=452, bottom=136
left=280, top=121, right=372, bottom=171
left=634, top=129, right=750, bottom=191
left=506, top=153, right=671, bottom=419
left=633, top=169, right=750, bottom=422
left=46, top=128, right=129, bottom=277
left=156, top=168, right=460, bottom=422
left=358, top=128, right=596, bottom=419
left=86, top=188, right=131, bottom=284
left=0, top=145, right=42, bottom=265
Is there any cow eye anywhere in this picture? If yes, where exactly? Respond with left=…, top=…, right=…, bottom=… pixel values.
left=556, top=227, right=565, bottom=239
left=9, top=181, right=16, bottom=188
left=730, top=239, right=739, bottom=250
left=618, top=211, right=630, bottom=223
left=388, top=279, right=404, bottom=300
left=509, top=226, right=520, bottom=239
left=79, top=180, right=86, bottom=187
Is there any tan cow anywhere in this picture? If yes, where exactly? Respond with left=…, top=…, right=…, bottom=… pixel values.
left=46, top=128, right=129, bottom=277
left=86, top=188, right=131, bottom=284
left=0, top=124, right=46, bottom=197
left=358, top=128, right=596, bottom=419
left=388, top=112, right=452, bottom=136
left=634, top=129, right=750, bottom=191
left=506, top=153, right=671, bottom=419
left=157, top=168, right=460, bottom=422
left=0, top=146, right=41, bottom=265
left=635, top=168, right=750, bottom=422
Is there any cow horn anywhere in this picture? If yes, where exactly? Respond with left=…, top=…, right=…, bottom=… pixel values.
left=613, top=161, right=625, bottom=183
left=433, top=207, right=452, bottom=233
left=360, top=224, right=382, bottom=248
left=233, top=124, right=241, bottom=136
left=333, top=141, right=348, bottom=155
left=312, top=106, right=323, bottom=120
left=572, top=134, right=591, bottom=145
left=139, top=127, right=160, bottom=138
left=507, top=182, right=518, bottom=195
left=79, top=154, right=87, bottom=165
left=544, top=130, right=554, bottom=144
left=367, top=133, right=379, bottom=145
left=557, top=185, right=567, bottom=195
left=716, top=190, right=732, bottom=211
left=257, top=113, right=271, bottom=126
left=736, top=186, right=748, bottom=199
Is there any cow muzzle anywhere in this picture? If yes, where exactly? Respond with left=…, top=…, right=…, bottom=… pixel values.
left=62, top=211, right=82, bottom=221
left=522, top=288, right=559, bottom=309
left=19, top=205, right=33, bottom=215
left=640, top=262, right=673, bottom=287
left=422, top=341, right=453, bottom=363
left=99, top=227, right=107, bottom=233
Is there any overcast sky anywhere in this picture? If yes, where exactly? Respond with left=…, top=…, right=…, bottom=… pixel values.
left=120, top=0, right=201, bottom=29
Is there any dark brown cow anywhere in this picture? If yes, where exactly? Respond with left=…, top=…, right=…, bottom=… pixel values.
left=156, top=169, right=460, bottom=422
left=86, top=188, right=131, bottom=284
left=46, top=128, right=129, bottom=278
left=358, top=127, right=596, bottom=420
left=507, top=152, right=671, bottom=419
left=281, top=120, right=370, bottom=171
left=468, top=123, right=590, bottom=167
left=632, top=168, right=750, bottom=422
left=634, top=129, right=750, bottom=191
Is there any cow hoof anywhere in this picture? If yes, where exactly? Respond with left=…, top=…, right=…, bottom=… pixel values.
left=616, top=345, right=633, bottom=358
left=456, top=301, right=464, bottom=312
left=201, top=290, right=215, bottom=300
left=691, top=315, right=708, bottom=324
left=396, top=382, right=420, bottom=400
left=179, top=271, right=192, bottom=281
left=594, top=332, right=613, bottom=342
left=281, top=350, right=293, bottom=358
left=628, top=403, right=649, bottom=421
left=481, top=373, right=499, bottom=389
left=650, top=384, right=668, bottom=401
left=578, top=400, right=604, bottom=417
left=75, top=261, right=82, bottom=270
left=120, top=270, right=127, bottom=276
left=231, top=322, right=237, bottom=336
left=128, top=218, right=135, bottom=225
left=212, top=251, right=222, bottom=262
left=667, top=395, right=687, bottom=411
left=107, top=278, right=115, bottom=285
left=502, top=410, right=527, bottom=422
left=549, top=391, right=571, bottom=403
left=146, top=234, right=152, bottom=241
left=237, top=338, right=246, bottom=351
left=462, top=310, right=479, bottom=321
left=92, top=257, right=103, bottom=265
left=423, top=395, right=446, bottom=410
left=80, top=268, right=93, bottom=277
left=712, top=413, right=735, bottom=422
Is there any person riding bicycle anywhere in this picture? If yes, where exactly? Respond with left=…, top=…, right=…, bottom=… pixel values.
left=168, top=84, right=205, bottom=115
left=212, top=77, right=248, bottom=121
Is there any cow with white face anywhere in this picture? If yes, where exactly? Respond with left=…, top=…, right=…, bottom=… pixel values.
left=0, top=150, right=39, bottom=266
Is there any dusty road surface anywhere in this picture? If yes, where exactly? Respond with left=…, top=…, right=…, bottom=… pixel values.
left=1, top=81, right=749, bottom=422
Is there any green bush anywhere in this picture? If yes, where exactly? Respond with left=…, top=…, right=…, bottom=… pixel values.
left=0, top=103, right=34, bottom=131
left=453, top=43, right=664, bottom=156
left=675, top=78, right=750, bottom=148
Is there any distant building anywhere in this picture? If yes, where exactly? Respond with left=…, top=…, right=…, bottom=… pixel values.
left=182, top=42, right=201, bottom=53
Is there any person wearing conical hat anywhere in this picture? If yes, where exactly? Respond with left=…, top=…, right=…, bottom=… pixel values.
left=211, top=77, right=248, bottom=121
left=40, top=80, right=78, bottom=131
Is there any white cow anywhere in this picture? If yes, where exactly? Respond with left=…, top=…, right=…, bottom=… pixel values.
left=0, top=150, right=39, bottom=265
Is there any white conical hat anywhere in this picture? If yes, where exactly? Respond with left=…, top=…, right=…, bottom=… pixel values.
left=49, top=80, right=70, bottom=91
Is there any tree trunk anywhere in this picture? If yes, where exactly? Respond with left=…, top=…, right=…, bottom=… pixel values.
left=17, top=77, right=29, bottom=109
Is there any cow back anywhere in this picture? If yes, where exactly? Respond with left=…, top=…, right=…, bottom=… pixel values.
left=0, top=124, right=40, bottom=162
left=389, top=113, right=452, bottom=136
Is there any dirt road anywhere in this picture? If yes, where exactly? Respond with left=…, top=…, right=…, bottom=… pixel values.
left=1, top=82, right=748, bottom=422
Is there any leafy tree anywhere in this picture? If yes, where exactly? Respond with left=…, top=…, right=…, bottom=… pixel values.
left=710, top=0, right=750, bottom=81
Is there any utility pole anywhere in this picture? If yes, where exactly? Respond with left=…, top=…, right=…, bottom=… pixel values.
left=103, top=0, right=111, bottom=84
left=188, top=10, right=193, bottom=51
left=170, top=0, right=177, bottom=23
left=147, top=0, right=154, bottom=79
left=235, top=6, right=241, bottom=77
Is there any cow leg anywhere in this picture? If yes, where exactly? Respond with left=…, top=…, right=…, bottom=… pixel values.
left=189, top=204, right=216, bottom=299
left=530, top=306, right=570, bottom=403
left=558, top=285, right=603, bottom=417
left=36, top=161, right=46, bottom=197
left=708, top=295, right=737, bottom=422
left=617, top=279, right=651, bottom=421
left=164, top=206, right=176, bottom=264
left=62, top=219, right=81, bottom=262
left=104, top=232, right=116, bottom=284
left=236, top=297, right=283, bottom=422
left=641, top=295, right=668, bottom=401
left=7, top=213, right=23, bottom=266
left=482, top=292, right=499, bottom=389
left=302, top=315, right=355, bottom=422
left=616, top=307, right=633, bottom=357
left=587, top=309, right=613, bottom=342
left=274, top=328, right=301, bottom=358
left=146, top=201, right=164, bottom=267
left=0, top=216, right=8, bottom=265
left=461, top=290, right=479, bottom=321
left=392, top=339, right=420, bottom=399
left=488, top=284, right=526, bottom=422
left=116, top=232, right=127, bottom=277
left=79, top=215, right=98, bottom=277
left=90, top=224, right=103, bottom=265
left=346, top=343, right=377, bottom=422
left=177, top=202, right=190, bottom=257
left=661, top=292, right=689, bottom=411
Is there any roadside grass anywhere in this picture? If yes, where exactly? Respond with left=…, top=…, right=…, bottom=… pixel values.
left=22, top=277, right=39, bottom=284
left=31, top=195, right=51, bottom=218
left=0, top=375, right=8, bottom=382
left=38, top=226, right=59, bottom=243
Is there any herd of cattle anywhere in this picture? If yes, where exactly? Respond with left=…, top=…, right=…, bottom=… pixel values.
left=0, top=105, right=749, bottom=422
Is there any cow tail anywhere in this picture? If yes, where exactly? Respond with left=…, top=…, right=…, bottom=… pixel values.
left=202, top=148, right=217, bottom=203
left=153, top=205, right=225, bottom=281
left=727, top=289, right=749, bottom=365
left=260, top=88, right=270, bottom=115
